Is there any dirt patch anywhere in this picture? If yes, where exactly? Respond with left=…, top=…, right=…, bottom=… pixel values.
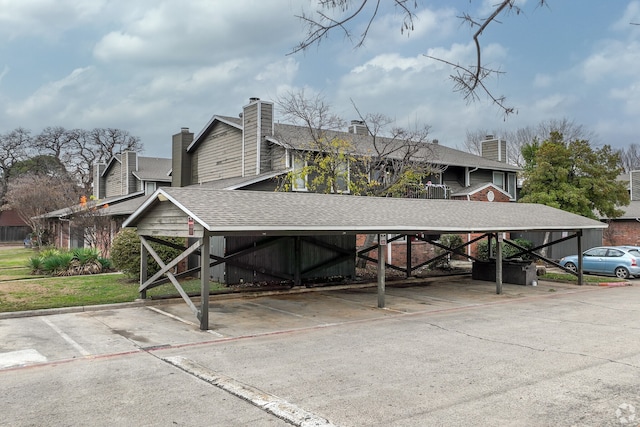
left=0, top=281, right=49, bottom=302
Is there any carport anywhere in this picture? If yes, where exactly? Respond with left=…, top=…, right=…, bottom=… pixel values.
left=123, top=187, right=606, bottom=330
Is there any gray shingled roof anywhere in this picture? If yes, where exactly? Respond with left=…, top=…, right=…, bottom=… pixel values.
left=40, top=192, right=145, bottom=219
left=273, top=123, right=520, bottom=172
left=132, top=157, right=172, bottom=181
left=124, top=187, right=605, bottom=235
left=191, top=170, right=284, bottom=190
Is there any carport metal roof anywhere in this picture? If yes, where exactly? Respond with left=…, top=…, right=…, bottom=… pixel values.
left=123, top=187, right=606, bottom=330
left=123, top=187, right=606, bottom=235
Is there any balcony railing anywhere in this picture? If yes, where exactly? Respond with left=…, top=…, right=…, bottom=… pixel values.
left=390, top=183, right=451, bottom=200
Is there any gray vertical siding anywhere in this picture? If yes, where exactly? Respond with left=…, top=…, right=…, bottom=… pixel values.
left=191, top=124, right=243, bottom=184
left=225, top=235, right=356, bottom=285
left=511, top=229, right=603, bottom=259
left=243, top=103, right=258, bottom=176
left=105, top=164, right=122, bottom=198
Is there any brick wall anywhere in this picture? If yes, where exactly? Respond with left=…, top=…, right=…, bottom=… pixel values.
left=603, top=220, right=640, bottom=246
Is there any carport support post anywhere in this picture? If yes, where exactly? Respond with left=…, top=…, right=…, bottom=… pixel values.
left=406, top=237, right=412, bottom=278
left=577, top=230, right=583, bottom=286
left=199, top=232, right=210, bottom=331
left=496, top=233, right=503, bottom=295
left=139, top=241, right=148, bottom=299
left=378, top=234, right=386, bottom=308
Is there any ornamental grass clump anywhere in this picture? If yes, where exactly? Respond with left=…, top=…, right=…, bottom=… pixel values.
left=28, top=247, right=113, bottom=276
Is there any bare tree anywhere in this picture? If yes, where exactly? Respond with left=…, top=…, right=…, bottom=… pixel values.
left=89, top=128, right=143, bottom=164
left=618, top=143, right=640, bottom=172
left=3, top=173, right=82, bottom=248
left=464, top=118, right=597, bottom=168
left=275, top=90, right=438, bottom=196
left=69, top=197, right=114, bottom=256
left=292, top=0, right=548, bottom=116
left=0, top=128, right=31, bottom=201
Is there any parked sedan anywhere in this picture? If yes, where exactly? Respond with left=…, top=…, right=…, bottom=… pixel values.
left=559, top=246, right=640, bottom=279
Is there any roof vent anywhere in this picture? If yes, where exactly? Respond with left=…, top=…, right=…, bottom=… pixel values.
left=181, top=127, right=189, bottom=133
left=432, top=139, right=439, bottom=145
left=249, top=97, right=260, bottom=103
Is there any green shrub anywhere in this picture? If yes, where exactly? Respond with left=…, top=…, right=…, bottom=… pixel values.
left=28, top=256, right=43, bottom=274
left=476, top=238, right=534, bottom=261
left=41, top=252, right=74, bottom=276
left=28, top=247, right=111, bottom=276
left=72, top=248, right=99, bottom=264
left=433, top=234, right=465, bottom=268
left=110, top=228, right=186, bottom=279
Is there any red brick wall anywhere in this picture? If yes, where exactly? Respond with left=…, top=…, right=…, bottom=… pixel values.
left=603, top=220, right=640, bottom=246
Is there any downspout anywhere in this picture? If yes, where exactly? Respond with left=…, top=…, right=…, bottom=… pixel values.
left=466, top=166, right=479, bottom=187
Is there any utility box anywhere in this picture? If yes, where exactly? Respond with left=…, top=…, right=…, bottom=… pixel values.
left=472, top=260, right=537, bottom=286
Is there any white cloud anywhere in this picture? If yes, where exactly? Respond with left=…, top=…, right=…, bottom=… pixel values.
left=93, top=0, right=302, bottom=66
left=611, top=1, right=640, bottom=31
left=0, top=0, right=105, bottom=40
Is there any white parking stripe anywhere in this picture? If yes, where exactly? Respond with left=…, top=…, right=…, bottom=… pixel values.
left=164, top=356, right=338, bottom=427
left=41, top=317, right=91, bottom=356
left=0, top=349, right=47, bottom=369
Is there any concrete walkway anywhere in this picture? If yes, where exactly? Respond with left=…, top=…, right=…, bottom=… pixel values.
left=1, top=277, right=639, bottom=426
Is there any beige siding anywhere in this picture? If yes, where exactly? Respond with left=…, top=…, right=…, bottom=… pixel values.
left=136, top=201, right=204, bottom=238
left=104, top=164, right=123, bottom=197
left=243, top=103, right=258, bottom=176
left=192, top=123, right=243, bottom=184
left=632, top=171, right=640, bottom=201
left=270, top=145, right=288, bottom=170
left=259, top=105, right=273, bottom=173
left=481, top=139, right=507, bottom=162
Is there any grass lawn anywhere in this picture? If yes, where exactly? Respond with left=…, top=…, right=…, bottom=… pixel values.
left=540, top=272, right=627, bottom=284
left=0, top=246, right=225, bottom=313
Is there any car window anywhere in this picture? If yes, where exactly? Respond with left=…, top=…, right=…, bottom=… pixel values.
left=628, top=249, right=640, bottom=257
left=584, top=248, right=607, bottom=257
left=606, top=249, right=624, bottom=257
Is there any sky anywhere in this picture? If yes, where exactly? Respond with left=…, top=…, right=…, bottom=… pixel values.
left=0, top=0, right=639, bottom=159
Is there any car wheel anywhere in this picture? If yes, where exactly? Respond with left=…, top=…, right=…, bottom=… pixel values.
left=615, top=266, right=630, bottom=279
left=564, top=262, right=577, bottom=273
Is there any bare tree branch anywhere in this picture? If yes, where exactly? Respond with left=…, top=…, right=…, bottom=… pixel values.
left=292, top=1, right=548, bottom=117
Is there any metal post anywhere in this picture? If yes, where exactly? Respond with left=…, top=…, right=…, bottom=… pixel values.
left=139, top=241, right=148, bottom=299
left=406, top=236, right=412, bottom=278
left=200, top=233, right=210, bottom=331
left=377, top=234, right=386, bottom=308
left=496, top=233, right=503, bottom=295
left=294, top=236, right=302, bottom=286
left=577, top=230, right=583, bottom=286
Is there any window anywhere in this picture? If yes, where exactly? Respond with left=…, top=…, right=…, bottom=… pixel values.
left=492, top=172, right=505, bottom=190
left=292, top=155, right=307, bottom=191
left=507, top=173, right=517, bottom=199
left=606, top=249, right=624, bottom=257
left=493, top=171, right=517, bottom=199
left=335, top=160, right=349, bottom=193
left=585, top=248, right=607, bottom=257
left=145, top=182, right=156, bottom=195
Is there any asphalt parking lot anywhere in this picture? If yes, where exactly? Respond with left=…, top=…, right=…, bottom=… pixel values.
left=2, top=276, right=640, bottom=426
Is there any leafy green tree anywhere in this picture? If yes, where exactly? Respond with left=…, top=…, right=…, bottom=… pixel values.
left=519, top=131, right=628, bottom=219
